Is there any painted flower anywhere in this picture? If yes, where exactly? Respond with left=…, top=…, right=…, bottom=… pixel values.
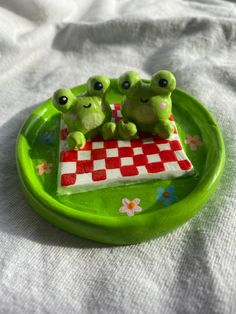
left=39, top=131, right=55, bottom=145
left=36, top=161, right=53, bottom=175
left=184, top=134, right=203, bottom=151
left=156, top=186, right=177, bottom=206
left=119, top=198, right=142, bottom=216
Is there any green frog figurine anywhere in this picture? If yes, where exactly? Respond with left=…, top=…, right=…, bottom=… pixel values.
left=52, top=75, right=117, bottom=150
left=117, top=70, right=176, bottom=139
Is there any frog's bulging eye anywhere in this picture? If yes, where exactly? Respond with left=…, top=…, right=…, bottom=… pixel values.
left=94, top=81, right=103, bottom=90
left=122, top=81, right=130, bottom=89
left=58, top=96, right=68, bottom=105
left=159, top=79, right=168, bottom=88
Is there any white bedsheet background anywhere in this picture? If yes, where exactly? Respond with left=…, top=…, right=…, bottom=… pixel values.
left=0, top=0, right=236, bottom=313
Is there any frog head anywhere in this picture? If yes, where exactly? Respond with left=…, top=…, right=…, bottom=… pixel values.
left=52, top=75, right=111, bottom=134
left=118, top=70, right=176, bottom=128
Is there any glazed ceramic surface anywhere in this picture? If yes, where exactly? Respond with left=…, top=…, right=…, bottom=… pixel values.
left=16, top=79, right=225, bottom=245
left=117, top=70, right=176, bottom=139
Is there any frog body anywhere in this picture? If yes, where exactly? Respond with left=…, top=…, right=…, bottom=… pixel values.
left=118, top=70, right=176, bottom=139
left=52, top=75, right=117, bottom=150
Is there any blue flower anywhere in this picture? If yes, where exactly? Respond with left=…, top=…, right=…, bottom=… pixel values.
left=156, top=186, right=177, bottom=206
left=39, top=131, right=55, bottom=145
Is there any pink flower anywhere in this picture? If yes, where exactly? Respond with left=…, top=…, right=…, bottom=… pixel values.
left=184, top=134, right=203, bottom=151
left=36, top=161, right=53, bottom=175
left=119, top=198, right=142, bottom=216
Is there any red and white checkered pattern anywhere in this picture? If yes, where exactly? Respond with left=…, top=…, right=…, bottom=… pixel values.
left=58, top=104, right=193, bottom=194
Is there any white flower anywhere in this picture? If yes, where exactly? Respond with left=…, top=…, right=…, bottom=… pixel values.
left=119, top=198, right=142, bottom=216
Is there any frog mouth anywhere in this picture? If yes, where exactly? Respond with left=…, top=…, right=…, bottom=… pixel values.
left=83, top=103, right=92, bottom=108
left=140, top=98, right=148, bottom=103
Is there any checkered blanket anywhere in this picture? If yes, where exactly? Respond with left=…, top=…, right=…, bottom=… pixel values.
left=58, top=104, right=193, bottom=194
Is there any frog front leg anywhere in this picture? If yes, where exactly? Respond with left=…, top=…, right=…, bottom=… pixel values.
left=101, top=122, right=117, bottom=140
left=154, top=119, right=174, bottom=139
left=117, top=120, right=137, bottom=140
left=67, top=131, right=86, bottom=150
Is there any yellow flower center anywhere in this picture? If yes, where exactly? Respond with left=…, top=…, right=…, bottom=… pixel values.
left=128, top=201, right=136, bottom=210
left=190, top=139, right=197, bottom=144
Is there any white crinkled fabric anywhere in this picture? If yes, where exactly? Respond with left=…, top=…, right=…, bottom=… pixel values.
left=0, top=0, right=236, bottom=313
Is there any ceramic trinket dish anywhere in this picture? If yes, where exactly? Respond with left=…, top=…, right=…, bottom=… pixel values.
left=16, top=71, right=225, bottom=244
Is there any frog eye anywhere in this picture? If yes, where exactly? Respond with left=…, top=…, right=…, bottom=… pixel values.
left=122, top=81, right=131, bottom=89
left=58, top=96, right=68, bottom=105
left=151, top=70, right=176, bottom=94
left=52, top=88, right=76, bottom=112
left=94, top=81, right=103, bottom=90
left=118, top=71, right=141, bottom=95
left=158, top=78, right=168, bottom=88
left=87, top=76, right=110, bottom=96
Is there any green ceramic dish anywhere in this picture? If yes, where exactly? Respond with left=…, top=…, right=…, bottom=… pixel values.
left=16, top=79, right=225, bottom=245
